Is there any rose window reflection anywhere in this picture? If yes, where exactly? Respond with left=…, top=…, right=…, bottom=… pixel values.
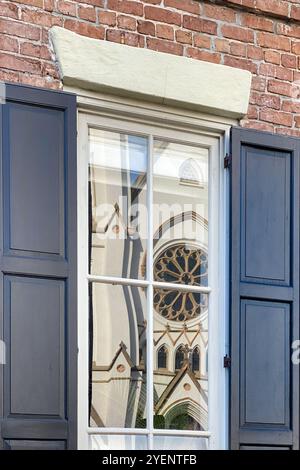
left=153, top=244, right=208, bottom=321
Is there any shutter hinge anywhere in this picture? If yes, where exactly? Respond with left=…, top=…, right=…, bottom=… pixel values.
left=224, top=153, right=232, bottom=169
left=223, top=354, right=231, bottom=368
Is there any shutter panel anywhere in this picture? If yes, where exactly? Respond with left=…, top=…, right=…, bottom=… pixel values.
left=230, top=127, right=300, bottom=450
left=0, top=83, right=77, bottom=449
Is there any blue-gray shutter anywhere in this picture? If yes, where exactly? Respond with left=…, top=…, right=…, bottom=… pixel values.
left=0, top=83, right=77, bottom=450
left=230, top=127, right=299, bottom=450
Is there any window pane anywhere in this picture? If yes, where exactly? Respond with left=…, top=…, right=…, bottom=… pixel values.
left=153, top=141, right=208, bottom=286
left=153, top=289, right=208, bottom=431
left=91, top=434, right=148, bottom=450
left=89, top=129, right=147, bottom=279
left=89, top=283, right=147, bottom=428
left=153, top=435, right=208, bottom=450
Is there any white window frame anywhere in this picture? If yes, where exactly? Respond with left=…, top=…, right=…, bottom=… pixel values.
left=75, top=90, right=235, bottom=450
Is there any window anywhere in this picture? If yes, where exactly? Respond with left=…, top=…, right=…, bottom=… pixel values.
left=157, top=345, right=168, bottom=370
left=192, top=347, right=200, bottom=374
left=78, top=100, right=229, bottom=450
left=175, top=345, right=186, bottom=371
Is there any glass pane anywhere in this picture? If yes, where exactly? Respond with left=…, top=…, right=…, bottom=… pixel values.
left=153, top=435, right=208, bottom=450
left=153, top=289, right=208, bottom=431
left=153, top=141, right=209, bottom=286
left=89, top=283, right=147, bottom=428
left=89, top=129, right=147, bottom=279
left=91, top=434, right=148, bottom=450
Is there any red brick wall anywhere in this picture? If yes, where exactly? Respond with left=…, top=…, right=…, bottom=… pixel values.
left=1, top=0, right=300, bottom=135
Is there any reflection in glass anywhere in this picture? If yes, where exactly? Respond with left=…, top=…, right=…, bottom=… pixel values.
left=152, top=141, right=209, bottom=432
left=91, top=435, right=147, bottom=450
left=89, top=129, right=147, bottom=278
left=153, top=140, right=209, bottom=284
left=157, top=345, right=168, bottom=370
left=153, top=435, right=208, bottom=450
left=192, top=347, right=200, bottom=374
left=89, top=283, right=147, bottom=428
left=153, top=290, right=208, bottom=431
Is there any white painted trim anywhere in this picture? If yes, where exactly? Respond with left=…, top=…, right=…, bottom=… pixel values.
left=77, top=96, right=233, bottom=450
left=51, top=26, right=251, bottom=119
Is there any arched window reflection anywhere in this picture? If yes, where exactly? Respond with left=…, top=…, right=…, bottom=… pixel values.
left=157, top=345, right=168, bottom=369
left=175, top=346, right=185, bottom=371
left=192, top=347, right=200, bottom=374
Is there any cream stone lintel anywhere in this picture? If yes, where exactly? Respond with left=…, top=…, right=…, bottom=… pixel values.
left=50, top=26, right=252, bottom=119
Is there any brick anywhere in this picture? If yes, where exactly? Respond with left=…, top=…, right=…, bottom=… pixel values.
left=247, top=105, right=258, bottom=120
left=64, top=20, right=105, bottom=39
left=276, top=23, right=300, bottom=40
left=255, top=0, right=289, bottom=17
left=264, top=50, right=281, bottom=65
left=294, top=115, right=300, bottom=128
left=241, top=13, right=273, bottom=32
left=186, top=48, right=221, bottom=64
left=292, top=42, right=300, bottom=55
left=0, top=68, right=19, bottom=83
left=0, top=19, right=40, bottom=41
left=257, top=32, right=290, bottom=52
left=176, top=30, right=192, bottom=45
left=214, top=38, right=230, bottom=53
left=41, top=61, right=60, bottom=79
left=281, top=54, right=297, bottom=69
left=194, top=34, right=211, bottom=49
left=107, top=0, right=144, bottom=17
left=78, top=0, right=104, bottom=5
left=44, top=0, right=55, bottom=12
left=268, top=80, right=294, bottom=97
left=251, top=76, right=267, bottom=92
left=243, top=120, right=274, bottom=133
left=13, top=0, right=43, bottom=7
left=282, top=100, right=300, bottom=113
left=222, top=25, right=254, bottom=43
left=275, top=67, right=293, bottom=82
left=57, top=1, right=77, bottom=17
left=164, top=0, right=200, bottom=14
left=117, top=15, right=137, bottom=31
left=78, top=6, right=97, bottom=22
left=0, top=34, right=18, bottom=53
left=260, top=109, right=293, bottom=127
left=145, top=6, right=181, bottom=26
left=98, top=11, right=117, bottom=26
left=276, top=128, right=300, bottom=137
left=147, top=38, right=183, bottom=56
left=230, top=42, right=246, bottom=57
left=107, top=29, right=142, bottom=47
left=156, top=24, right=174, bottom=41
left=247, top=45, right=263, bottom=60
left=250, top=92, right=281, bottom=110
left=20, top=42, right=52, bottom=60
left=0, top=3, right=19, bottom=19
left=137, top=20, right=155, bottom=36
left=259, top=63, right=276, bottom=77
left=291, top=5, right=300, bottom=21
left=19, top=73, right=61, bottom=90
left=0, top=52, right=40, bottom=74
left=224, top=55, right=257, bottom=73
left=21, top=9, right=63, bottom=27
left=203, top=3, right=236, bottom=22
left=183, top=16, right=217, bottom=35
